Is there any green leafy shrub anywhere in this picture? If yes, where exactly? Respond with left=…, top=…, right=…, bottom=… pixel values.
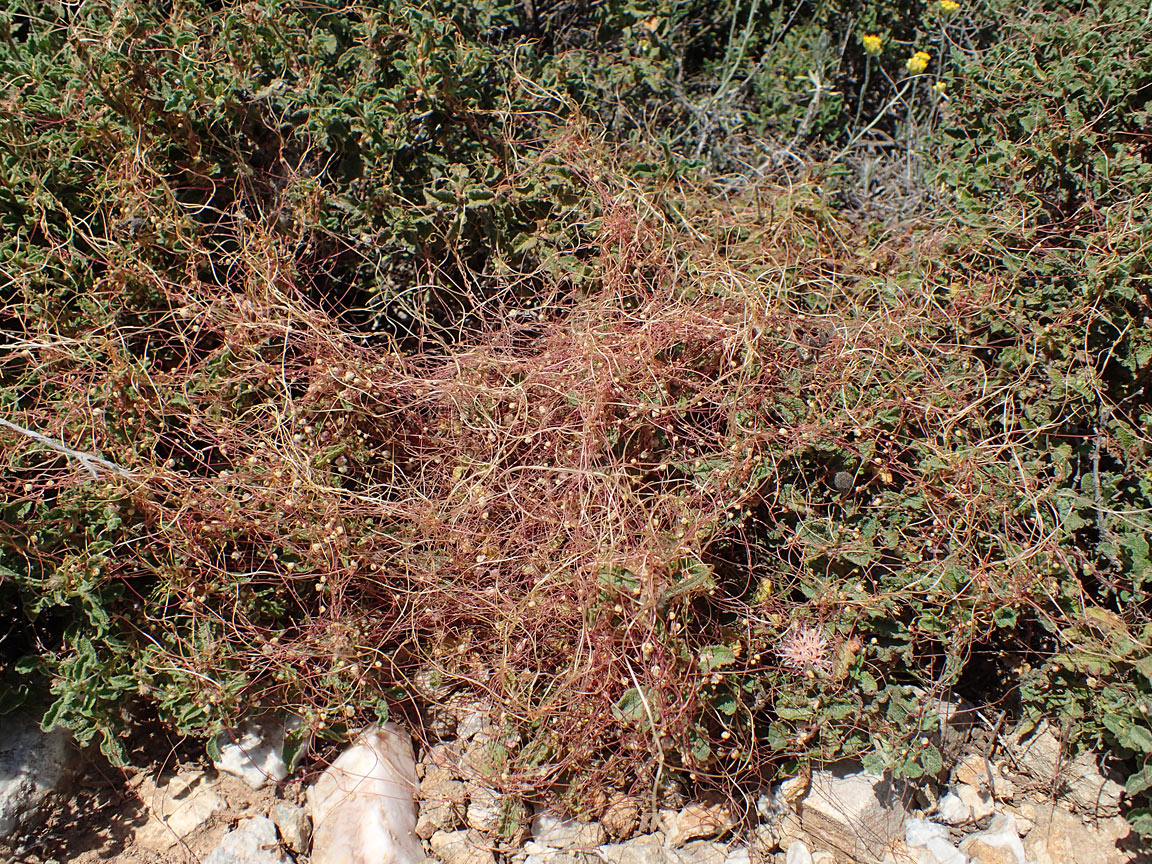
left=932, top=0, right=1152, bottom=832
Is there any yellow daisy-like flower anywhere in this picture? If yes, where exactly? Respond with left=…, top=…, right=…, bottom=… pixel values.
left=906, top=51, right=931, bottom=74
left=932, top=80, right=948, bottom=95
left=940, top=0, right=960, bottom=12
left=861, top=34, right=883, bottom=56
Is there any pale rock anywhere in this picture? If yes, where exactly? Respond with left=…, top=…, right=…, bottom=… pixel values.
left=272, top=801, right=312, bottom=854
left=214, top=720, right=289, bottom=789
left=956, top=842, right=1014, bottom=864
left=417, top=766, right=466, bottom=839
left=0, top=713, right=75, bottom=838
left=783, top=840, right=812, bottom=864
left=952, top=756, right=1017, bottom=801
left=952, top=757, right=986, bottom=791
left=1007, top=811, right=1033, bottom=837
left=810, top=852, right=835, bottom=864
left=455, top=710, right=491, bottom=742
left=954, top=784, right=994, bottom=822
left=532, top=812, right=605, bottom=849
left=523, top=840, right=594, bottom=864
left=523, top=839, right=550, bottom=856
left=464, top=785, right=527, bottom=843
left=134, top=770, right=225, bottom=851
left=528, top=852, right=590, bottom=864
left=466, top=786, right=501, bottom=834
left=725, top=846, right=751, bottom=864
left=205, top=816, right=292, bottom=864
left=597, top=833, right=671, bottom=864
left=877, top=841, right=923, bottom=864
left=774, top=812, right=806, bottom=852
left=601, top=794, right=642, bottom=838
left=749, top=823, right=780, bottom=861
left=904, top=818, right=967, bottom=864
left=663, top=800, right=735, bottom=847
left=904, top=818, right=947, bottom=847
left=307, top=723, right=424, bottom=864
left=1007, top=722, right=1123, bottom=816
left=675, top=840, right=729, bottom=864
left=431, top=829, right=496, bottom=864
left=775, top=777, right=809, bottom=811
left=417, top=797, right=457, bottom=839
left=936, top=792, right=971, bottom=826
left=957, top=814, right=1026, bottom=864
left=426, top=744, right=460, bottom=772
left=795, top=765, right=907, bottom=862
left=1017, top=801, right=1131, bottom=864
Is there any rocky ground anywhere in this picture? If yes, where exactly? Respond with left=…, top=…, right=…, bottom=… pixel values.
left=0, top=704, right=1146, bottom=864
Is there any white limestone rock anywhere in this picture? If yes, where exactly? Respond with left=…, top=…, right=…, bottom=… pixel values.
left=597, top=833, right=673, bottom=864
left=794, top=765, right=908, bottom=862
left=954, top=784, right=995, bottom=822
left=1007, top=721, right=1123, bottom=816
left=307, top=723, right=425, bottom=864
left=272, top=801, right=312, bottom=854
left=134, top=770, right=225, bottom=852
left=957, top=812, right=1027, bottom=864
left=904, top=818, right=967, bottom=864
left=531, top=812, right=605, bottom=849
left=0, top=713, right=75, bottom=838
left=214, top=719, right=290, bottom=789
left=431, top=829, right=497, bottom=864
left=661, top=800, right=735, bottom=847
left=204, top=816, right=293, bottom=864
left=936, top=792, right=971, bottom=826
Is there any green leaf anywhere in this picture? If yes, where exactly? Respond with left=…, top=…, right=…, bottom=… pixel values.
left=1135, top=655, right=1152, bottom=685
left=283, top=725, right=311, bottom=774
left=1125, top=724, right=1152, bottom=754
left=0, top=683, right=30, bottom=716
left=1129, top=808, right=1152, bottom=838
left=698, top=645, right=736, bottom=672
left=919, top=745, right=944, bottom=776
left=613, top=687, right=655, bottom=726
left=1103, top=713, right=1152, bottom=753
left=373, top=700, right=390, bottom=724
left=824, top=701, right=855, bottom=721
left=862, top=751, right=887, bottom=775
left=714, top=693, right=738, bottom=716
left=898, top=755, right=924, bottom=779
left=776, top=705, right=812, bottom=721
left=993, top=606, right=1019, bottom=628
left=1126, top=764, right=1152, bottom=796
left=689, top=735, right=711, bottom=763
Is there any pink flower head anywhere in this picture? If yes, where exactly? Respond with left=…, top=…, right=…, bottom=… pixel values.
left=778, top=623, right=832, bottom=673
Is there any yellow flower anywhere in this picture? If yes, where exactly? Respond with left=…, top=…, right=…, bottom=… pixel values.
left=932, top=80, right=948, bottom=95
left=906, top=51, right=931, bottom=74
left=940, top=0, right=960, bottom=12
left=861, top=34, right=883, bottom=56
